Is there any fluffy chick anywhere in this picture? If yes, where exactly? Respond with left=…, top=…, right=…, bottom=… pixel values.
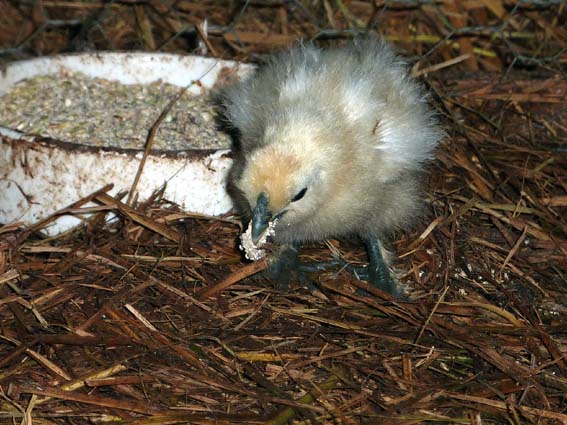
left=220, top=37, right=442, bottom=296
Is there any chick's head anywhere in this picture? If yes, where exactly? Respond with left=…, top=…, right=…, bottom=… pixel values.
left=237, top=120, right=341, bottom=241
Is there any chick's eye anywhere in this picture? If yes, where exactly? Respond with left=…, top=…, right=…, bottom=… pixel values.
left=291, top=187, right=308, bottom=202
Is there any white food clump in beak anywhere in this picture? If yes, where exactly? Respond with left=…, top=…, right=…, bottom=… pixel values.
left=239, top=219, right=278, bottom=261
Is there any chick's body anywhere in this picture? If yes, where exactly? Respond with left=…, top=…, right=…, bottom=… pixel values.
left=222, top=38, right=442, bottom=291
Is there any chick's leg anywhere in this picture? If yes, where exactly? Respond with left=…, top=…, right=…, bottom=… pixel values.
left=365, top=238, right=400, bottom=296
left=266, top=244, right=300, bottom=291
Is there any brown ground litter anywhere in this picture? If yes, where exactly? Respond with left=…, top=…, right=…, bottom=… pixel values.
left=1, top=1, right=566, bottom=423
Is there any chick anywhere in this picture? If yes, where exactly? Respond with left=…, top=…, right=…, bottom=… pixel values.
left=220, top=37, right=442, bottom=296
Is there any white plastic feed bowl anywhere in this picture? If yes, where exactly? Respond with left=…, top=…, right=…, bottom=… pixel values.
left=0, top=53, right=253, bottom=236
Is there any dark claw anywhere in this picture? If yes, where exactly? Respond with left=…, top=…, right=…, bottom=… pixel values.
left=298, top=260, right=343, bottom=273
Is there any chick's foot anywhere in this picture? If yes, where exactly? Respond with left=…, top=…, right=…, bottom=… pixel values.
left=265, top=244, right=301, bottom=291
left=266, top=245, right=344, bottom=291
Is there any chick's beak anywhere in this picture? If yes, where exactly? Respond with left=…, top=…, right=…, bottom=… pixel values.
left=251, top=192, right=272, bottom=244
